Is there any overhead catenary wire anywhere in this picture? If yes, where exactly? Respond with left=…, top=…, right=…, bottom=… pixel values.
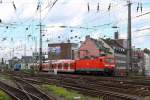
left=43, top=0, right=126, bottom=26
left=82, top=2, right=126, bottom=25
left=42, top=0, right=58, bottom=21
left=6, top=0, right=42, bottom=50
left=38, top=0, right=139, bottom=30
left=2, top=1, right=150, bottom=38
left=85, top=0, right=147, bottom=28
left=46, top=25, right=97, bottom=30
left=0, top=0, right=145, bottom=30
left=82, top=0, right=140, bottom=26
left=0, top=1, right=42, bottom=57
left=134, top=34, right=150, bottom=39
left=0, top=0, right=149, bottom=58
left=44, top=8, right=150, bottom=37
left=134, top=27, right=150, bottom=32
left=78, top=9, right=150, bottom=30
left=135, top=11, right=150, bottom=18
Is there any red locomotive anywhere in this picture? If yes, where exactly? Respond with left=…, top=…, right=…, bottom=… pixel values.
left=75, top=56, right=115, bottom=75
left=41, top=55, right=115, bottom=75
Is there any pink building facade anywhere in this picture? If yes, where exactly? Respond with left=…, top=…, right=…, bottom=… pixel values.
left=77, top=35, right=113, bottom=59
left=79, top=39, right=100, bottom=58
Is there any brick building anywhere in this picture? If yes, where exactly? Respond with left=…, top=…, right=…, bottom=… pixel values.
left=48, top=43, right=78, bottom=60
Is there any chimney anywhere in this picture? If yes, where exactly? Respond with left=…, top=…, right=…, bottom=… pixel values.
left=114, top=31, right=119, bottom=39
left=67, top=39, right=70, bottom=43
left=85, top=35, right=90, bottom=39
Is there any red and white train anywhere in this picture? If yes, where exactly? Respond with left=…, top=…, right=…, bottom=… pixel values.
left=41, top=55, right=116, bottom=75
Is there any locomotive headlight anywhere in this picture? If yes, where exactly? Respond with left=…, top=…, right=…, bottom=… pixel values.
left=111, top=65, right=115, bottom=67
left=105, top=64, right=110, bottom=67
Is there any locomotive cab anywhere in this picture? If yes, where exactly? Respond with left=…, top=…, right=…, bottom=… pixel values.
left=104, top=57, right=115, bottom=68
left=102, top=57, right=116, bottom=75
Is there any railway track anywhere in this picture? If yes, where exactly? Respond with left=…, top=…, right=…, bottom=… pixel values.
left=59, top=77, right=150, bottom=96
left=3, top=72, right=150, bottom=100
left=0, top=73, right=57, bottom=100
left=0, top=80, right=42, bottom=100
left=59, top=81, right=142, bottom=100
left=12, top=76, right=56, bottom=100
left=22, top=76, right=148, bottom=100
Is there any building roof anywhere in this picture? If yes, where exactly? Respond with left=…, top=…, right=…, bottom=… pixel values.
left=80, top=37, right=112, bottom=54
left=90, top=38, right=105, bottom=49
left=48, top=42, right=78, bottom=46
left=102, top=38, right=124, bottom=49
left=79, top=35, right=128, bottom=55
left=83, top=35, right=124, bottom=49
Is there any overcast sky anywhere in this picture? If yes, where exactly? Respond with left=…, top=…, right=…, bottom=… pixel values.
left=0, top=0, right=150, bottom=60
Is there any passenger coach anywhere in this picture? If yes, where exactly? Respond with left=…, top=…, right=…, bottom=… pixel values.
left=41, top=55, right=116, bottom=75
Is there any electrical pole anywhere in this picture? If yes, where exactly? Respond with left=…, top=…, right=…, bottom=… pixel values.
left=24, top=32, right=26, bottom=56
left=39, top=2, right=43, bottom=71
left=127, top=0, right=132, bottom=75
left=34, top=37, right=37, bottom=54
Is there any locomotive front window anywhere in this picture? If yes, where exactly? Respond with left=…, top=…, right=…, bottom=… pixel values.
left=105, top=58, right=114, bottom=63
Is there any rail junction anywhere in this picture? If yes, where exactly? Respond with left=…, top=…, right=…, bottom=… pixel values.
left=1, top=71, right=150, bottom=100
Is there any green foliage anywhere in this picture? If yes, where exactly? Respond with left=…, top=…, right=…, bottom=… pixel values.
left=107, top=52, right=112, bottom=54
left=0, top=90, right=10, bottom=100
left=42, top=84, right=102, bottom=100
left=0, top=75, right=11, bottom=80
left=21, top=69, right=37, bottom=75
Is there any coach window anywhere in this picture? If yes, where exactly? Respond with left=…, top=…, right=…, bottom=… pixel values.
left=51, top=64, right=54, bottom=68
left=58, top=63, right=62, bottom=69
left=54, top=64, right=57, bottom=69
left=64, top=63, right=69, bottom=67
